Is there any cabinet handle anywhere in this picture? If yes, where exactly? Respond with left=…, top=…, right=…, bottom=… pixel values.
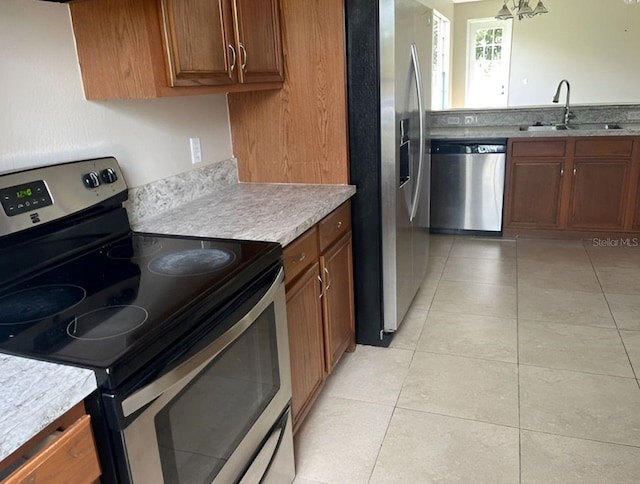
left=324, top=267, right=331, bottom=291
left=239, top=42, right=247, bottom=70
left=336, top=221, right=342, bottom=229
left=228, top=44, right=237, bottom=71
left=573, top=167, right=577, bottom=176
left=560, top=168, right=564, bottom=177
left=295, top=252, right=306, bottom=263
left=318, top=275, right=325, bottom=299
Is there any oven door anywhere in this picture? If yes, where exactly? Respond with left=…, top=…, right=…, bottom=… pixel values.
left=111, top=267, right=293, bottom=484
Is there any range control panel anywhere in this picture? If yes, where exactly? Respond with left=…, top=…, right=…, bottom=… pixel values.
left=0, top=180, right=53, bottom=217
left=0, top=157, right=127, bottom=238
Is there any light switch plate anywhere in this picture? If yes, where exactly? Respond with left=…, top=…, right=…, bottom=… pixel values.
left=190, top=138, right=202, bottom=164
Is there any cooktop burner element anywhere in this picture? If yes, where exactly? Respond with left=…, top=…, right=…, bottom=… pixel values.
left=0, top=284, right=86, bottom=325
left=107, top=237, right=163, bottom=260
left=148, top=248, right=236, bottom=276
left=67, top=305, right=149, bottom=341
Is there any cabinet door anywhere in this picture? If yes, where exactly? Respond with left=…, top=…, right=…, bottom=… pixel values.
left=505, top=160, right=564, bottom=228
left=232, top=0, right=284, bottom=83
left=3, top=415, right=101, bottom=484
left=161, top=0, right=237, bottom=86
left=285, top=262, right=325, bottom=426
left=568, top=159, right=630, bottom=229
left=635, top=189, right=640, bottom=231
left=320, top=233, right=355, bottom=373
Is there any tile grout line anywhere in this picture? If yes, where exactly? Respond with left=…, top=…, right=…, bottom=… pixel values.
left=583, top=240, right=640, bottom=390
left=392, top=404, right=522, bottom=430
left=517, top=426, right=640, bottom=450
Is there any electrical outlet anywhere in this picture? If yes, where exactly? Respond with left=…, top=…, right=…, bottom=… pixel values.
left=627, top=111, right=640, bottom=121
left=190, top=138, right=202, bottom=164
left=447, top=116, right=460, bottom=125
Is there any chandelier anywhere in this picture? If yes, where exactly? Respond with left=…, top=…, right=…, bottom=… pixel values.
left=495, top=0, right=548, bottom=21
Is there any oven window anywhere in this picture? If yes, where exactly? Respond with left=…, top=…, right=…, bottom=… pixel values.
left=154, top=306, right=280, bottom=483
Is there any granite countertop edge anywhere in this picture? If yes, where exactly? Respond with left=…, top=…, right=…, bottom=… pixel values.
left=430, top=126, right=640, bottom=139
left=132, top=182, right=357, bottom=247
left=0, top=354, right=97, bottom=462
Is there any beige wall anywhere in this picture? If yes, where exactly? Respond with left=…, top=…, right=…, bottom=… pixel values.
left=508, top=0, right=640, bottom=106
left=451, top=0, right=640, bottom=108
left=0, top=0, right=233, bottom=188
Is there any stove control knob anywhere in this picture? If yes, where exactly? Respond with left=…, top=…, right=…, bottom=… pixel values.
left=82, top=171, right=101, bottom=189
left=100, top=168, right=118, bottom=184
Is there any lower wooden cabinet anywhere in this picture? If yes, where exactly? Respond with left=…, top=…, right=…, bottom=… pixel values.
left=1, top=404, right=101, bottom=484
left=568, top=159, right=630, bottom=230
left=635, top=190, right=640, bottom=231
left=285, top=261, right=325, bottom=424
left=320, top=233, right=355, bottom=373
left=283, top=201, right=355, bottom=432
left=506, top=160, right=564, bottom=228
left=504, top=137, right=640, bottom=236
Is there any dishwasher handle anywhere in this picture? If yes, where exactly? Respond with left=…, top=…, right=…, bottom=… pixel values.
left=432, top=140, right=507, bottom=155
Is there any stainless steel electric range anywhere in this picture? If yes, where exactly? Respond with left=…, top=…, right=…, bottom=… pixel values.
left=0, top=158, right=295, bottom=484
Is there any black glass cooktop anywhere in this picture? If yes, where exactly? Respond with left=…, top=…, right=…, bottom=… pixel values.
left=0, top=233, right=280, bottom=387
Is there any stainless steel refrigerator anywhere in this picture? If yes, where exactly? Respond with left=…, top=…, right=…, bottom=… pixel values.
left=346, top=0, right=432, bottom=346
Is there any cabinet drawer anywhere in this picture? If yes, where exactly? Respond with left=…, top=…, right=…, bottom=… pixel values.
left=511, top=140, right=567, bottom=158
left=4, top=415, right=101, bottom=484
left=283, top=227, right=319, bottom=285
left=575, top=139, right=633, bottom=157
left=318, top=201, right=352, bottom=252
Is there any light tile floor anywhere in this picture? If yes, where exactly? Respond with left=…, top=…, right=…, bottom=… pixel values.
left=293, top=236, right=640, bottom=484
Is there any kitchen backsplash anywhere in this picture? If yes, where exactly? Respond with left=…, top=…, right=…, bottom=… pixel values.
left=429, top=104, right=640, bottom=128
left=125, top=158, right=238, bottom=225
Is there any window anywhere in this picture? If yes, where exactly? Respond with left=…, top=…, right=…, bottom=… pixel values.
left=432, top=10, right=451, bottom=110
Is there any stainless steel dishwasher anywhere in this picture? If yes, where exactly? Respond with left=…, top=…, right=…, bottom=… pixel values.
left=430, top=139, right=507, bottom=234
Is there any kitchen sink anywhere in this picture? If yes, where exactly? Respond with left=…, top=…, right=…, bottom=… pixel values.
left=520, top=124, right=567, bottom=131
left=519, top=123, right=623, bottom=131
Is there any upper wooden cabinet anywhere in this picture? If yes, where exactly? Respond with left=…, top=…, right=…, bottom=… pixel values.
left=69, top=0, right=283, bottom=100
left=231, top=0, right=284, bottom=83
left=228, top=0, right=349, bottom=184
left=160, top=0, right=236, bottom=87
left=504, top=137, right=640, bottom=236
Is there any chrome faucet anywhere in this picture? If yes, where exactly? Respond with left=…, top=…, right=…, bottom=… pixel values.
left=553, top=79, right=574, bottom=126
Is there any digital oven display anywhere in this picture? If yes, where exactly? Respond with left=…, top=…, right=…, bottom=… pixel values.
left=16, top=189, right=33, bottom=199
left=0, top=180, right=53, bottom=217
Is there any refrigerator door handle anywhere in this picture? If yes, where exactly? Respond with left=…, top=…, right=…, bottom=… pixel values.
left=409, top=43, right=425, bottom=223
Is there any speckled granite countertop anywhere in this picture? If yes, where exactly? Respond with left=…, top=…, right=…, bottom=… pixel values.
left=430, top=125, right=640, bottom=140
left=0, top=354, right=97, bottom=462
left=132, top=183, right=356, bottom=246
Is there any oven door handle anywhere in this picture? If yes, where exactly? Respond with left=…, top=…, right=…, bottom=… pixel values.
left=121, top=266, right=285, bottom=418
